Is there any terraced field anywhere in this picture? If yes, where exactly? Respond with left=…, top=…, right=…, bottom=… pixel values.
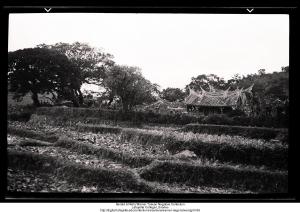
left=7, top=115, right=288, bottom=194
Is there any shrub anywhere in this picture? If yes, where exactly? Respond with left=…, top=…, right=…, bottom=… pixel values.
left=203, top=114, right=234, bottom=125
left=8, top=105, right=36, bottom=122
left=8, top=112, right=32, bottom=122
left=226, top=109, right=246, bottom=117
left=34, top=106, right=288, bottom=128
left=35, top=107, right=201, bottom=126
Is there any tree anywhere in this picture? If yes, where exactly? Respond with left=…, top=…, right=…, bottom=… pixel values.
left=186, top=74, right=227, bottom=92
left=281, top=66, right=289, bottom=73
left=226, top=74, right=242, bottom=89
left=160, top=87, right=186, bottom=102
left=102, top=65, right=157, bottom=111
left=37, top=42, right=115, bottom=105
left=234, top=68, right=289, bottom=118
left=258, top=69, right=266, bottom=75
left=8, top=48, right=79, bottom=106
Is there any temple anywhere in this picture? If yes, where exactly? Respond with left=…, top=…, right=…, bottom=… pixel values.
left=184, top=84, right=254, bottom=115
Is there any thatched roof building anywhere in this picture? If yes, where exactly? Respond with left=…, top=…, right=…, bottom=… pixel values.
left=185, top=84, right=253, bottom=114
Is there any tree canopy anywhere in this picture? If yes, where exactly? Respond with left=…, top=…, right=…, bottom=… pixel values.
left=102, top=65, right=157, bottom=111
left=8, top=42, right=288, bottom=123
left=160, top=87, right=186, bottom=102
left=8, top=47, right=79, bottom=106
left=37, top=42, right=115, bottom=105
left=186, top=74, right=227, bottom=92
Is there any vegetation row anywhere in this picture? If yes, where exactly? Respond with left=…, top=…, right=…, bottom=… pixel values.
left=7, top=149, right=167, bottom=193
left=8, top=125, right=288, bottom=170
left=181, top=123, right=288, bottom=141
left=34, top=107, right=288, bottom=128
left=139, top=160, right=288, bottom=193
left=120, top=128, right=288, bottom=170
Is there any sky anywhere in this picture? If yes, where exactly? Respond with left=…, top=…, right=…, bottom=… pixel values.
left=8, top=13, right=289, bottom=90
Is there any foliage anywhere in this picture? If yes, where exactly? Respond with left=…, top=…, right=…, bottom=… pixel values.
left=160, top=87, right=186, bottom=102
left=186, top=74, right=227, bottom=91
left=229, top=68, right=289, bottom=118
left=102, top=65, right=158, bottom=111
left=185, top=69, right=289, bottom=124
left=8, top=105, right=36, bottom=122
left=8, top=48, right=79, bottom=106
left=37, top=42, right=115, bottom=105
left=202, top=114, right=234, bottom=125
left=35, top=106, right=288, bottom=128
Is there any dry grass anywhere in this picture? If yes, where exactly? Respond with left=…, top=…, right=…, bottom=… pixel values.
left=139, top=160, right=288, bottom=193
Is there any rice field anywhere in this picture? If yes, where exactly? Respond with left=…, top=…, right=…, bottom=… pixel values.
left=7, top=113, right=288, bottom=194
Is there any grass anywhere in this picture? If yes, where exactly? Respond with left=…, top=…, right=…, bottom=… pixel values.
left=120, top=128, right=288, bottom=170
left=7, top=119, right=289, bottom=193
left=8, top=120, right=288, bottom=170
left=7, top=126, right=59, bottom=143
left=7, top=149, right=167, bottom=193
left=139, top=160, right=288, bottom=193
left=55, top=136, right=154, bottom=167
left=19, top=138, right=53, bottom=147
left=182, top=123, right=288, bottom=142
left=76, top=123, right=122, bottom=134
left=35, top=106, right=288, bottom=128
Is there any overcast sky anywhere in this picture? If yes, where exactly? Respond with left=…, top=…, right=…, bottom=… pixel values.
left=8, top=13, right=289, bottom=90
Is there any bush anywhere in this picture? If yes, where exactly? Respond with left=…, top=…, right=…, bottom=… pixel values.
left=8, top=112, right=32, bottom=122
left=34, top=106, right=288, bottom=128
left=227, top=109, right=246, bottom=117
left=203, top=114, right=234, bottom=125
left=35, top=107, right=202, bottom=125
left=8, top=105, right=36, bottom=122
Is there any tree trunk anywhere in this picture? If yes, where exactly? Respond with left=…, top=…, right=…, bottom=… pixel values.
left=77, top=89, right=84, bottom=105
left=72, top=90, right=80, bottom=107
left=31, top=92, right=40, bottom=107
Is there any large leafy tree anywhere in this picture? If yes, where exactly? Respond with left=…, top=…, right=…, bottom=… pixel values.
left=186, top=74, right=227, bottom=92
left=102, top=65, right=157, bottom=111
left=8, top=48, right=80, bottom=106
left=230, top=68, right=289, bottom=117
left=160, top=87, right=186, bottom=102
left=37, top=42, right=115, bottom=105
